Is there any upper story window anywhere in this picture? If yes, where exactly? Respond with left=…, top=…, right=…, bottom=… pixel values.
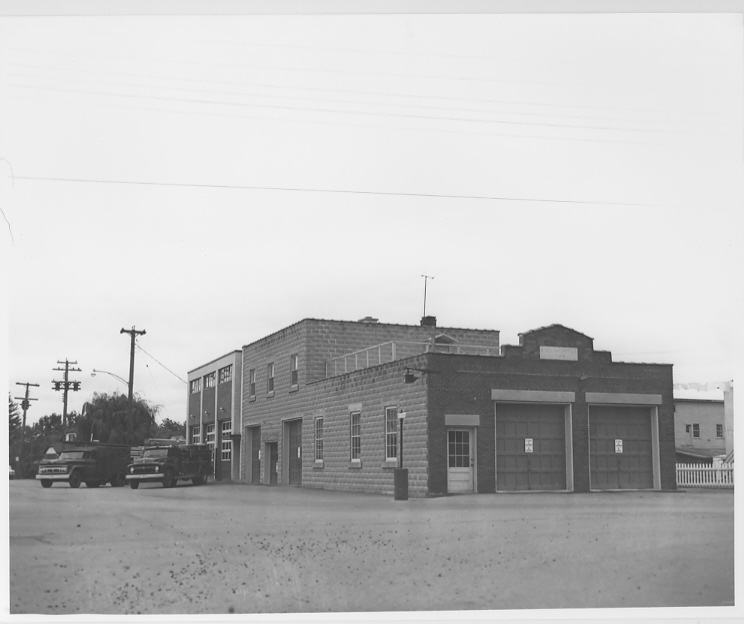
left=385, top=406, right=398, bottom=460
left=716, top=424, right=724, bottom=438
left=249, top=369, right=256, bottom=398
left=692, top=423, right=700, bottom=438
left=204, top=372, right=216, bottom=389
left=290, top=354, right=299, bottom=388
left=190, top=378, right=201, bottom=394
left=218, top=365, right=232, bottom=384
left=267, top=363, right=275, bottom=394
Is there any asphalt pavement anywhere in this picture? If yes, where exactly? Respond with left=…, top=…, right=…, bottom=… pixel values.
left=8, top=479, right=736, bottom=615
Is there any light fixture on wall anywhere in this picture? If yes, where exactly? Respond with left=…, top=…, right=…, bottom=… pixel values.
left=404, top=367, right=439, bottom=384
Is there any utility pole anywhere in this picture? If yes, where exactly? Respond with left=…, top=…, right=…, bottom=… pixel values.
left=14, top=382, right=39, bottom=479
left=421, top=274, right=435, bottom=318
left=120, top=326, right=146, bottom=401
left=52, top=360, right=82, bottom=428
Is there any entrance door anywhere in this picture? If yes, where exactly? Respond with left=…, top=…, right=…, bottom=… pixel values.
left=447, top=429, right=474, bottom=493
left=267, top=442, right=278, bottom=485
left=250, top=427, right=261, bottom=485
left=288, top=420, right=302, bottom=486
left=590, top=406, right=653, bottom=490
left=496, top=403, right=567, bottom=491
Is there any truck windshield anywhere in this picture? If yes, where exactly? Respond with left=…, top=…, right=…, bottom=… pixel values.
left=143, top=448, right=170, bottom=457
left=58, top=451, right=86, bottom=460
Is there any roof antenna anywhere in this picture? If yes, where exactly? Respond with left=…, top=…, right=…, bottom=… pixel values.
left=421, top=274, right=435, bottom=317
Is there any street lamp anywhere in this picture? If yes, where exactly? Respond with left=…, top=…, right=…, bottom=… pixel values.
left=91, top=369, right=129, bottom=390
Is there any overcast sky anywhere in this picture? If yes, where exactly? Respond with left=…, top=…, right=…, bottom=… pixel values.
left=2, top=10, right=742, bottom=427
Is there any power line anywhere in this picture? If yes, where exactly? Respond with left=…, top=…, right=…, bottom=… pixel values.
left=10, top=81, right=697, bottom=135
left=135, top=341, right=187, bottom=384
left=14, top=175, right=678, bottom=208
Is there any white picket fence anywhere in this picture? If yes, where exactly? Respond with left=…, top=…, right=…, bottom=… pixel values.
left=676, top=463, right=734, bottom=488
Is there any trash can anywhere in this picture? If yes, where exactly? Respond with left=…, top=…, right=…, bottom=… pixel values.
left=394, top=468, right=408, bottom=500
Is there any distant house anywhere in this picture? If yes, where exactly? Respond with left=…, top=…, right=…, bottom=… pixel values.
left=674, top=395, right=726, bottom=464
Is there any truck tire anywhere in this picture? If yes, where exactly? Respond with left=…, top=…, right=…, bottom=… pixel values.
left=191, top=476, right=202, bottom=485
left=40, top=480, right=52, bottom=488
left=69, top=471, right=82, bottom=488
left=111, top=473, right=126, bottom=487
left=163, top=469, right=175, bottom=488
left=129, top=481, right=140, bottom=490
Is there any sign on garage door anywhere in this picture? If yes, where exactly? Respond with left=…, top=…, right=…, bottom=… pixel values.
left=496, top=404, right=566, bottom=491
left=589, top=406, right=653, bottom=490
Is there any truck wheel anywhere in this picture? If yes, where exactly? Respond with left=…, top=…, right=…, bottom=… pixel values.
left=40, top=480, right=52, bottom=488
left=129, top=481, right=140, bottom=490
left=85, top=481, right=101, bottom=488
left=163, top=470, right=174, bottom=488
left=111, top=473, right=126, bottom=487
left=191, top=476, right=201, bottom=485
left=69, top=471, right=82, bottom=488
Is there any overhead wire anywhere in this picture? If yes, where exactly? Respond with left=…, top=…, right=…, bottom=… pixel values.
left=135, top=341, right=187, bottom=385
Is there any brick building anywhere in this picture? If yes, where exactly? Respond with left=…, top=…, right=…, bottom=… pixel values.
left=230, top=318, right=676, bottom=497
left=187, top=350, right=242, bottom=481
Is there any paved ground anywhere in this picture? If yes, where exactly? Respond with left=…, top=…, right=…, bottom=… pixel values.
left=8, top=479, right=735, bottom=615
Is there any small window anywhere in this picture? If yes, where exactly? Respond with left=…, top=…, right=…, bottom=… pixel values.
left=290, top=354, right=299, bottom=387
left=685, top=424, right=691, bottom=433
left=218, top=365, right=232, bottom=384
left=692, top=423, right=700, bottom=438
left=204, top=372, right=216, bottom=389
left=190, top=379, right=201, bottom=394
left=192, top=426, right=201, bottom=444
left=350, top=411, right=361, bottom=461
left=267, top=363, right=275, bottom=394
left=221, top=421, right=232, bottom=461
left=315, top=417, right=324, bottom=461
left=206, top=423, right=215, bottom=450
left=716, top=424, right=723, bottom=438
left=385, top=406, right=398, bottom=460
left=249, top=369, right=256, bottom=398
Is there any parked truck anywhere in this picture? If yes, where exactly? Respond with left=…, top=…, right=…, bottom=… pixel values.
left=126, top=440, right=212, bottom=489
left=35, top=443, right=131, bottom=488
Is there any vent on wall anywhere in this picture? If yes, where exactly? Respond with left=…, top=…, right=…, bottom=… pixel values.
left=420, top=316, right=437, bottom=327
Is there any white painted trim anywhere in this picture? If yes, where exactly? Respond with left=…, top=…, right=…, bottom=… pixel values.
left=492, top=389, right=575, bottom=403
left=585, top=392, right=662, bottom=405
left=445, top=414, right=480, bottom=427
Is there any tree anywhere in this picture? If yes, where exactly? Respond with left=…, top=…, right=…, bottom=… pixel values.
left=9, top=394, right=21, bottom=446
left=77, top=392, right=159, bottom=446
left=154, top=418, right=185, bottom=439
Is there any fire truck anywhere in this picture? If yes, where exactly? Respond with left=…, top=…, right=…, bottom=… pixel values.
left=125, top=439, right=212, bottom=489
left=36, top=443, right=131, bottom=488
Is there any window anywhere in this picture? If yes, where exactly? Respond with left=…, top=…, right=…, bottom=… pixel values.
left=204, top=372, right=215, bottom=389
left=385, top=406, right=398, bottom=460
left=221, top=420, right=232, bottom=461
left=290, top=354, right=299, bottom=387
left=315, top=417, right=324, bottom=461
left=267, top=363, right=275, bottom=394
left=249, top=369, right=256, bottom=398
left=717, top=424, right=724, bottom=438
left=218, top=365, right=232, bottom=384
left=685, top=424, right=691, bottom=433
left=692, top=423, right=700, bottom=438
left=190, top=378, right=201, bottom=394
left=206, top=423, right=215, bottom=450
left=192, top=426, right=201, bottom=444
left=350, top=411, right=361, bottom=461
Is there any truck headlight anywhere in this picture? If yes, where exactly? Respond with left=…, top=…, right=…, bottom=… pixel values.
left=129, top=467, right=134, bottom=473
left=154, top=466, right=159, bottom=473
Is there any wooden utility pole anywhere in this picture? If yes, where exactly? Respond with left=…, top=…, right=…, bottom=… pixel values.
left=120, top=326, right=146, bottom=401
left=14, top=382, right=39, bottom=478
left=52, top=359, right=81, bottom=428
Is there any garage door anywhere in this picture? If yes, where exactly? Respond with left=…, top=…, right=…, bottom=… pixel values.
left=496, top=404, right=566, bottom=491
left=589, top=406, right=653, bottom=490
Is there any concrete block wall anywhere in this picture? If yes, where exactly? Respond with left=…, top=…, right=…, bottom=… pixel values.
left=426, top=352, right=676, bottom=493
